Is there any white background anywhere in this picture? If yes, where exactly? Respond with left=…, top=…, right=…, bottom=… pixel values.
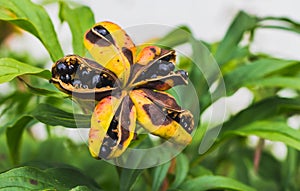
left=11, top=0, right=300, bottom=61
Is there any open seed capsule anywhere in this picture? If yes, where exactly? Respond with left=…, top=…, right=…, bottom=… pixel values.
left=89, top=93, right=136, bottom=159
left=51, top=55, right=121, bottom=101
left=129, top=47, right=186, bottom=90
left=129, top=89, right=194, bottom=145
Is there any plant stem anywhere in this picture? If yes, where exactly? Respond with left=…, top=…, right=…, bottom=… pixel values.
left=254, top=138, right=265, bottom=173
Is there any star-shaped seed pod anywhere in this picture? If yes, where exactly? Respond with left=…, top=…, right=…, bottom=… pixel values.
left=51, top=21, right=194, bottom=159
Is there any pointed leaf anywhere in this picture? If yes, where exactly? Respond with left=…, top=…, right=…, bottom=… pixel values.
left=170, top=154, right=189, bottom=188
left=0, top=166, right=101, bottom=190
left=120, top=168, right=143, bottom=191
left=32, top=103, right=90, bottom=128
left=179, top=175, right=256, bottom=191
left=222, top=58, right=298, bottom=94
left=0, top=58, right=49, bottom=84
left=215, top=11, right=257, bottom=65
left=226, top=121, right=300, bottom=150
left=0, top=0, right=64, bottom=61
left=152, top=161, right=171, bottom=191
left=246, top=76, right=300, bottom=90
left=6, top=116, right=33, bottom=164
left=59, top=2, right=95, bottom=55
left=201, top=97, right=300, bottom=155
left=157, top=26, right=192, bottom=48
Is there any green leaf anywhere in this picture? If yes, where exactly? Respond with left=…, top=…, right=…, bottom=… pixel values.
left=152, top=161, right=171, bottom=191
left=31, top=103, right=90, bottom=128
left=246, top=76, right=300, bottom=90
left=22, top=79, right=68, bottom=98
left=179, top=175, right=256, bottom=191
left=0, top=58, right=49, bottom=84
left=222, top=97, right=300, bottom=132
left=189, top=37, right=224, bottom=109
left=227, top=121, right=300, bottom=150
left=258, top=16, right=300, bottom=35
left=0, top=0, right=64, bottom=61
left=156, top=26, right=192, bottom=48
left=71, top=186, right=92, bottom=191
left=4, top=103, right=90, bottom=164
left=200, top=97, right=300, bottom=156
left=59, top=2, right=95, bottom=55
left=222, top=58, right=299, bottom=94
left=120, top=168, right=143, bottom=191
left=0, top=166, right=101, bottom=190
left=170, top=154, right=189, bottom=188
left=215, top=11, right=257, bottom=65
left=6, top=116, right=33, bottom=164
left=281, top=147, right=298, bottom=190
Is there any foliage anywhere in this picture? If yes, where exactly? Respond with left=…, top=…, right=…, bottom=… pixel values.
left=1, top=0, right=300, bottom=190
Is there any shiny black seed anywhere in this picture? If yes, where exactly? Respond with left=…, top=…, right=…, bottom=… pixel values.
left=91, top=74, right=102, bottom=88
left=68, top=64, right=77, bottom=74
left=150, top=47, right=156, bottom=53
left=60, top=74, right=71, bottom=83
left=101, top=145, right=108, bottom=153
left=173, top=114, right=180, bottom=123
left=71, top=79, right=82, bottom=87
left=100, top=145, right=109, bottom=158
left=106, top=136, right=117, bottom=146
left=93, top=25, right=109, bottom=36
left=102, top=77, right=113, bottom=87
left=155, top=60, right=162, bottom=65
left=150, top=74, right=157, bottom=78
left=107, top=119, right=118, bottom=140
left=160, top=55, right=172, bottom=61
left=82, top=84, right=88, bottom=89
left=111, top=119, right=118, bottom=128
left=56, top=62, right=68, bottom=75
left=177, top=70, right=188, bottom=79
left=167, top=62, right=175, bottom=71
left=157, top=63, right=170, bottom=75
left=80, top=69, right=91, bottom=81
left=140, top=71, right=146, bottom=76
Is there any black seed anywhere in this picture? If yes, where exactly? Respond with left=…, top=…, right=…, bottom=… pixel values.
left=80, top=69, right=91, bottom=81
left=56, top=62, right=68, bottom=75
left=173, top=114, right=180, bottom=123
left=68, top=64, right=77, bottom=74
left=71, top=79, right=82, bottom=87
left=93, top=25, right=115, bottom=45
left=139, top=71, right=146, bottom=79
left=102, top=77, right=113, bottom=87
left=82, top=84, right=88, bottom=89
left=91, top=74, right=101, bottom=88
left=150, top=74, right=157, bottom=78
left=155, top=60, right=162, bottom=65
left=93, top=25, right=109, bottom=37
left=177, top=70, right=188, bottom=79
left=107, top=119, right=118, bottom=140
left=150, top=47, right=156, bottom=54
left=100, top=145, right=109, bottom=155
left=106, top=136, right=117, bottom=146
left=60, top=74, right=71, bottom=83
left=101, top=145, right=107, bottom=152
left=157, top=63, right=170, bottom=75
left=160, top=55, right=172, bottom=62
left=167, top=62, right=175, bottom=71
